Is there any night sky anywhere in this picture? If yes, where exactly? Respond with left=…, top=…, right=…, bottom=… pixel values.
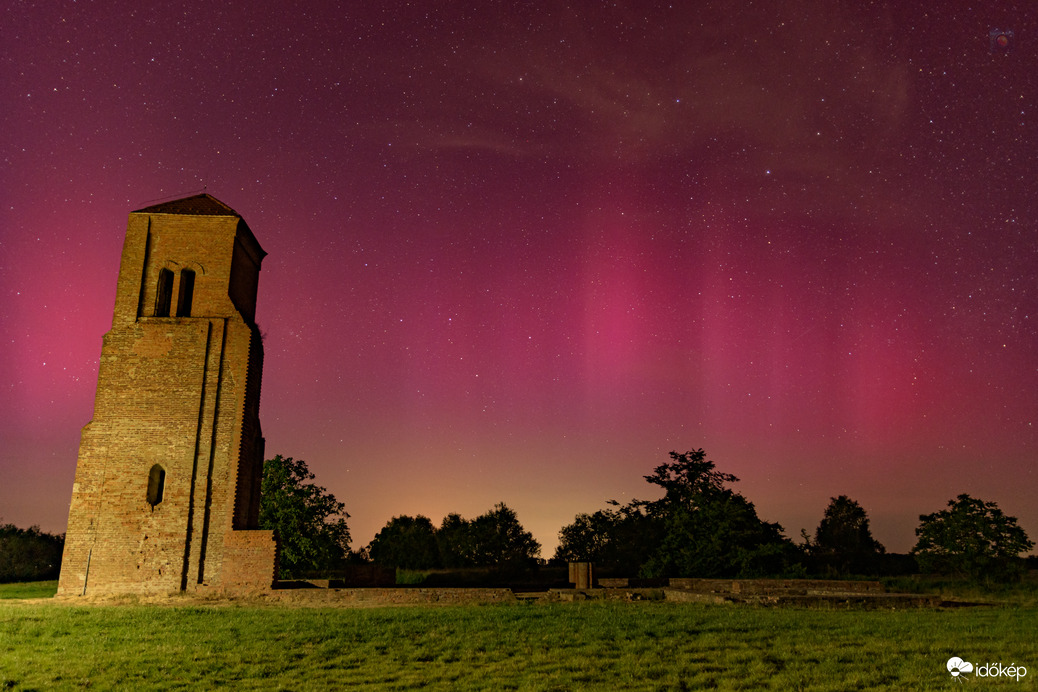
left=2, top=1, right=1035, bottom=557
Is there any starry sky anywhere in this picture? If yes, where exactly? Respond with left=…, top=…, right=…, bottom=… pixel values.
left=2, top=1, right=1035, bottom=557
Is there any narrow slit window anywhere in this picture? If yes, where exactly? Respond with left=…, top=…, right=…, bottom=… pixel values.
left=146, top=464, right=165, bottom=507
left=154, top=268, right=173, bottom=317
left=176, top=269, right=196, bottom=317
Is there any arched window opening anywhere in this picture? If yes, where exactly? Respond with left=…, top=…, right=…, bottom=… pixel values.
left=146, top=464, right=166, bottom=507
left=176, top=268, right=196, bottom=317
left=154, top=268, right=173, bottom=317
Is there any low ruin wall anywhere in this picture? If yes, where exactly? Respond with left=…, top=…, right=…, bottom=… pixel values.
left=265, top=587, right=517, bottom=606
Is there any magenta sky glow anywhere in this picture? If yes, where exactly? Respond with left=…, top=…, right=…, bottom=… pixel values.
left=2, top=1, right=1035, bottom=556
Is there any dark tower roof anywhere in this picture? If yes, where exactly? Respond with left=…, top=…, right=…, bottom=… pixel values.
left=133, top=193, right=240, bottom=217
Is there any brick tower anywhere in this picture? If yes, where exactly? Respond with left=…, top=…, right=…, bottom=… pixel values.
left=58, top=194, right=277, bottom=596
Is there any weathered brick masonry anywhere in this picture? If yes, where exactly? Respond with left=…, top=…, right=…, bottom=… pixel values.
left=58, top=194, right=277, bottom=597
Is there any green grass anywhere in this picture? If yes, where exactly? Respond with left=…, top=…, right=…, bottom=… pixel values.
left=883, top=572, right=1038, bottom=607
left=0, top=580, right=57, bottom=599
left=1, top=597, right=1035, bottom=690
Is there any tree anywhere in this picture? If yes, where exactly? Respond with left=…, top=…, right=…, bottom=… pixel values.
left=642, top=492, right=794, bottom=579
left=368, top=503, right=541, bottom=570
left=437, top=513, right=477, bottom=568
left=554, top=450, right=799, bottom=578
left=642, top=450, right=737, bottom=506
left=466, top=503, right=541, bottom=568
left=259, top=455, right=351, bottom=578
left=641, top=450, right=798, bottom=578
left=0, top=524, right=64, bottom=583
left=368, top=515, right=440, bottom=569
left=555, top=510, right=616, bottom=563
left=912, top=494, right=1033, bottom=581
left=811, top=495, right=885, bottom=575
left=553, top=504, right=657, bottom=571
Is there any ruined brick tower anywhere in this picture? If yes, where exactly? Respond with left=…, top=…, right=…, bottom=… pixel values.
left=58, top=194, right=277, bottom=596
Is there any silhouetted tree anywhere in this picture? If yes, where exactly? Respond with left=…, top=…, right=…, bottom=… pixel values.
left=369, top=504, right=540, bottom=570
left=259, top=455, right=351, bottom=578
left=466, top=503, right=541, bottom=567
left=642, top=491, right=794, bottom=578
left=437, top=513, right=476, bottom=568
left=368, top=515, right=440, bottom=569
left=642, top=449, right=737, bottom=505
left=810, top=495, right=885, bottom=575
left=553, top=504, right=658, bottom=571
left=0, top=524, right=64, bottom=583
left=912, top=494, right=1033, bottom=582
left=555, top=450, right=800, bottom=578
left=555, top=510, right=615, bottom=563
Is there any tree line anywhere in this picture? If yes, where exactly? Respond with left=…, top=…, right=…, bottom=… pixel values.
left=367, top=504, right=541, bottom=571
left=258, top=451, right=1034, bottom=583
left=0, top=524, right=64, bottom=583
left=2, top=450, right=1032, bottom=583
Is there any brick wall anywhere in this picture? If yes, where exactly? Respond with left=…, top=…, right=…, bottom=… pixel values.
left=214, top=529, right=278, bottom=593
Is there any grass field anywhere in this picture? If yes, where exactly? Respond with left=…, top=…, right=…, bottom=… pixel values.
left=1, top=584, right=1035, bottom=691
left=0, top=580, right=58, bottom=600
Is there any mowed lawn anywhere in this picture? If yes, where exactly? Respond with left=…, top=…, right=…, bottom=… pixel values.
left=1, top=589, right=1035, bottom=690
